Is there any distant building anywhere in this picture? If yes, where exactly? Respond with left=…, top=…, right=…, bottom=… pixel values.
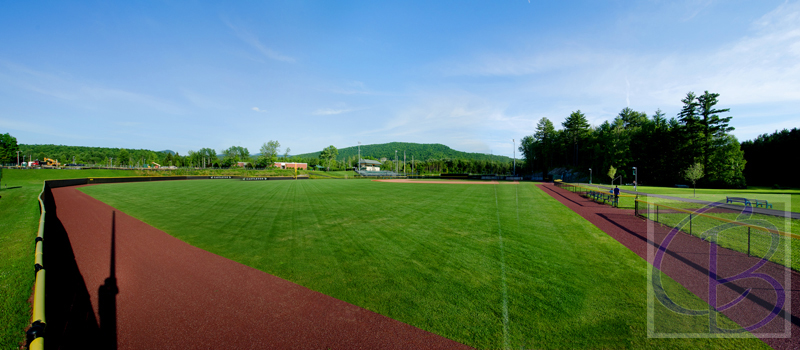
left=236, top=161, right=250, bottom=167
left=359, top=159, right=382, bottom=171
left=274, top=162, right=308, bottom=170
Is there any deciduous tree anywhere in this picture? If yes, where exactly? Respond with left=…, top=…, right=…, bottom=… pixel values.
left=259, top=141, right=281, bottom=167
left=0, top=133, right=19, bottom=165
left=319, top=145, right=338, bottom=171
left=684, top=162, right=704, bottom=197
left=607, top=165, right=617, bottom=184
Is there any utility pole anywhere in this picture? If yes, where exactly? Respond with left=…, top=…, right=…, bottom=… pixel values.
left=512, top=139, right=516, bottom=176
left=17, top=150, right=20, bottom=166
left=404, top=151, right=406, bottom=176
left=395, top=150, right=398, bottom=175
left=358, top=142, right=361, bottom=172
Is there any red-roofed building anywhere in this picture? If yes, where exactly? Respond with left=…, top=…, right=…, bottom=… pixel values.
left=274, top=162, right=307, bottom=170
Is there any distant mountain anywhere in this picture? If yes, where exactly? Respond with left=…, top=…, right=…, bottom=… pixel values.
left=294, top=142, right=512, bottom=163
left=158, top=150, right=176, bottom=155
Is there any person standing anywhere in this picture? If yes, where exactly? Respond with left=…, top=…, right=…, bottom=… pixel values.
left=613, top=185, right=620, bottom=207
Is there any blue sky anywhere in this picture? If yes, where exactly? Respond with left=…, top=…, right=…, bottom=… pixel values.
left=1, top=0, right=798, bottom=157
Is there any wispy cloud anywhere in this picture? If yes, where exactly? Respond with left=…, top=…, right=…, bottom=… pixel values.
left=313, top=107, right=358, bottom=115
left=0, top=61, right=184, bottom=114
left=681, top=0, right=715, bottom=21
left=357, top=92, right=536, bottom=155
left=445, top=1, right=800, bottom=112
left=251, top=107, right=267, bottom=113
left=224, top=19, right=295, bottom=63
left=328, top=80, right=388, bottom=95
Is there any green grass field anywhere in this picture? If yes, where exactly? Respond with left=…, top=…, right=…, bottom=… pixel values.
left=79, top=179, right=769, bottom=349
left=0, top=169, right=136, bottom=349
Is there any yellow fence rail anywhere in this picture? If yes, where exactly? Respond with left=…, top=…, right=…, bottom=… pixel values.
left=27, top=183, right=47, bottom=349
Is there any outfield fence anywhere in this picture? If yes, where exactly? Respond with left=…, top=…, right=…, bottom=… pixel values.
left=555, top=180, right=798, bottom=271
left=634, top=197, right=799, bottom=271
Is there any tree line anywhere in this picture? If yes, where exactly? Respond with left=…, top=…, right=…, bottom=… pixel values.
left=519, top=91, right=747, bottom=188
left=740, top=127, right=800, bottom=187
left=10, top=140, right=515, bottom=174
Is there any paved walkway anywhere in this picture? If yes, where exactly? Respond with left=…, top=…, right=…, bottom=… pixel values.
left=44, top=185, right=472, bottom=349
left=539, top=183, right=798, bottom=350
left=583, top=183, right=800, bottom=220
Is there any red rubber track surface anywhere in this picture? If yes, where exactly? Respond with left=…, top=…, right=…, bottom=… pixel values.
left=45, top=186, right=473, bottom=350
left=539, top=183, right=798, bottom=350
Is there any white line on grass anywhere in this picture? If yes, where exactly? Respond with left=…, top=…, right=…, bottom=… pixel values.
left=494, top=185, right=510, bottom=350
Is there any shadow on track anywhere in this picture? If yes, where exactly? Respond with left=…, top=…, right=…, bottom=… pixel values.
left=98, top=211, right=119, bottom=350
left=42, top=184, right=104, bottom=349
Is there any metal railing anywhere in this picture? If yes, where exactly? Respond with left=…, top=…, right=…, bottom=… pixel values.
left=553, top=181, right=637, bottom=207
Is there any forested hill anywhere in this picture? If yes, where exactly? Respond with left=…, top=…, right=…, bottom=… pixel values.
left=19, top=144, right=169, bottom=165
left=294, top=142, right=513, bottom=163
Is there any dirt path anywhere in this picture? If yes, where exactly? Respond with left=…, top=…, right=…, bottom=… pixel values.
left=45, top=185, right=472, bottom=349
left=538, top=183, right=798, bottom=350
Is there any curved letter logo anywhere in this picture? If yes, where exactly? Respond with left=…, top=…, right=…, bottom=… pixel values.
left=647, top=200, right=791, bottom=338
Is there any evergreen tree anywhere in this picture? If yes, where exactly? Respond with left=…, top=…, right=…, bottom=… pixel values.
left=696, top=90, right=733, bottom=172
left=562, top=110, right=590, bottom=167
left=678, top=92, right=702, bottom=166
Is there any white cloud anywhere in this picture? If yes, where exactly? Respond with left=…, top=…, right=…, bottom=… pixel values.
left=681, top=0, right=715, bottom=21
left=312, top=103, right=365, bottom=115
left=252, top=107, right=267, bottom=113
left=313, top=108, right=354, bottom=115
left=355, top=92, right=540, bottom=155
left=224, top=19, right=295, bottom=63
left=440, top=0, right=800, bottom=131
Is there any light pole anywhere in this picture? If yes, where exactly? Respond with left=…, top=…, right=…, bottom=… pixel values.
left=358, top=142, right=361, bottom=172
left=17, top=150, right=20, bottom=167
left=395, top=150, right=398, bottom=175
left=589, top=168, right=592, bottom=184
left=512, top=139, right=516, bottom=176
left=632, top=167, right=637, bottom=191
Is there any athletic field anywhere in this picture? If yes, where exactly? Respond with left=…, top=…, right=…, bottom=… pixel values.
left=79, top=179, right=769, bottom=349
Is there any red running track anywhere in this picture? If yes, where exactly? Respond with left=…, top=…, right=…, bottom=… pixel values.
left=44, top=186, right=472, bottom=349
left=538, top=183, right=798, bottom=350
